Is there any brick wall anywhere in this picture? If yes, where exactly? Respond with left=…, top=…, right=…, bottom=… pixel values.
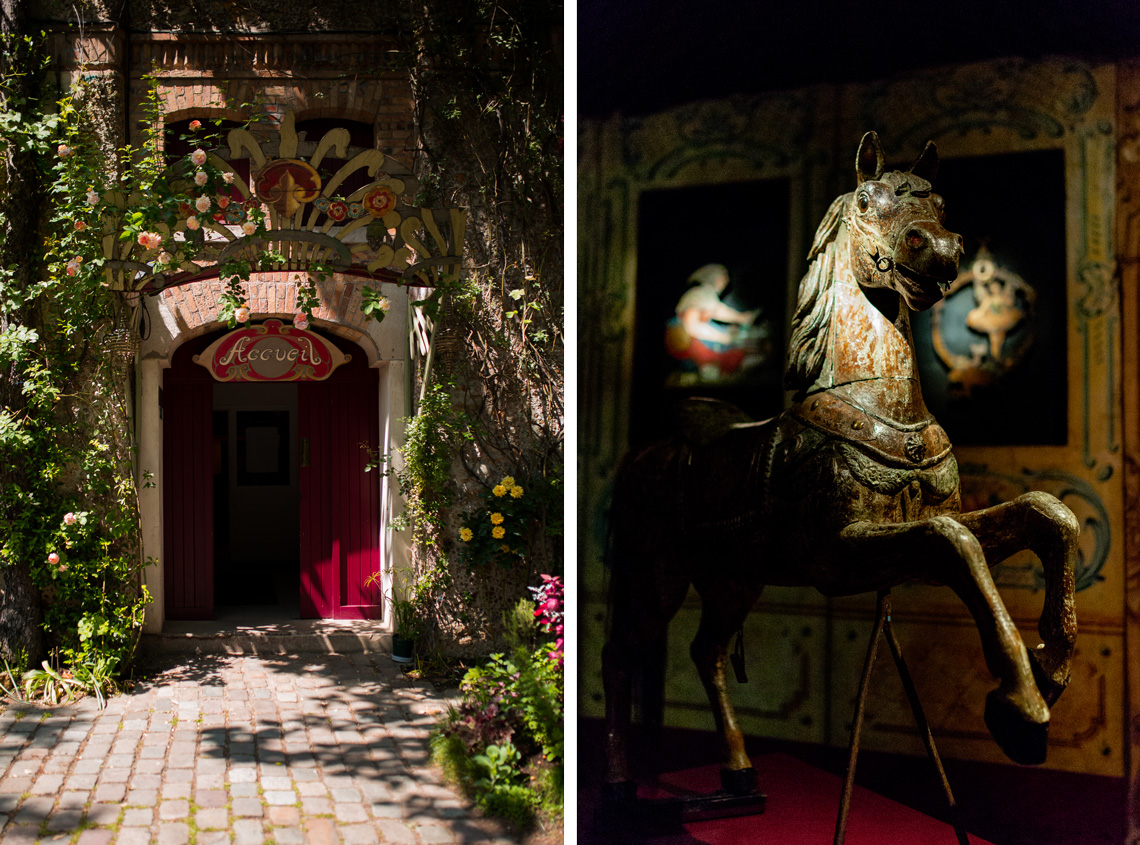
left=161, top=272, right=377, bottom=342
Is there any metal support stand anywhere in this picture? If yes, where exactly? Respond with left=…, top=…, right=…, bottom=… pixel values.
left=834, top=590, right=970, bottom=845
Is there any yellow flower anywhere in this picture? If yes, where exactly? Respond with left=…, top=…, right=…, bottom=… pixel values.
left=490, top=512, right=505, bottom=525
left=460, top=527, right=473, bottom=542
left=492, top=526, right=505, bottom=539
left=493, top=485, right=507, bottom=497
left=510, top=486, right=524, bottom=498
left=500, top=544, right=511, bottom=553
left=500, top=476, right=516, bottom=488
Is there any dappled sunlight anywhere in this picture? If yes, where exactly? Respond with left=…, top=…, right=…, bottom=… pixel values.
left=0, top=651, right=515, bottom=843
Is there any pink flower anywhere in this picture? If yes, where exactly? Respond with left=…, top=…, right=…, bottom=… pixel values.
left=190, top=148, right=207, bottom=167
left=58, top=563, right=68, bottom=572
left=189, top=119, right=202, bottom=131
left=194, top=170, right=208, bottom=186
left=47, top=553, right=59, bottom=565
left=293, top=310, right=309, bottom=330
left=195, top=195, right=212, bottom=213
left=156, top=251, right=172, bottom=265
left=216, top=195, right=230, bottom=209
left=63, top=513, right=77, bottom=525
left=74, top=220, right=87, bottom=231
left=57, top=144, right=72, bottom=159
left=137, top=231, right=163, bottom=250
left=222, top=171, right=235, bottom=184
left=235, top=305, right=250, bottom=323
left=241, top=221, right=257, bottom=236
left=186, top=215, right=200, bottom=230
left=86, top=189, right=99, bottom=206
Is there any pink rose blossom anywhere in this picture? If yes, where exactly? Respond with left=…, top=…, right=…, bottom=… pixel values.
left=186, top=215, right=200, bottom=230
left=216, top=195, right=229, bottom=209
left=74, top=220, right=87, bottom=231
left=156, top=251, right=172, bottom=265
left=190, top=148, right=207, bottom=167
left=235, top=305, right=250, bottom=323
left=241, top=221, right=257, bottom=236
left=86, top=189, right=99, bottom=206
left=194, top=170, right=208, bottom=186
left=195, top=195, right=212, bottom=213
left=189, top=119, right=202, bottom=130
left=222, top=171, right=235, bottom=184
left=57, top=144, right=72, bottom=159
left=47, top=553, right=59, bottom=565
left=63, top=512, right=77, bottom=525
left=137, top=231, right=163, bottom=250
left=58, top=563, right=68, bottom=572
left=293, top=311, right=309, bottom=330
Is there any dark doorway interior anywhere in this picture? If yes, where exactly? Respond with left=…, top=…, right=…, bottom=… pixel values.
left=212, top=382, right=302, bottom=619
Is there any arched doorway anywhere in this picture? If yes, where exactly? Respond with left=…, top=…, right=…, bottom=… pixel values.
left=162, top=328, right=384, bottom=621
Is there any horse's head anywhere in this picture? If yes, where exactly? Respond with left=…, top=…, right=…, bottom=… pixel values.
left=845, top=131, right=963, bottom=312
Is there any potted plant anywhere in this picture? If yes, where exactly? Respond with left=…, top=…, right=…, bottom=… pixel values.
left=391, top=593, right=419, bottom=664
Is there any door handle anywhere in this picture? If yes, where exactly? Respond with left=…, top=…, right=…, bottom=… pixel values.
left=300, top=437, right=309, bottom=467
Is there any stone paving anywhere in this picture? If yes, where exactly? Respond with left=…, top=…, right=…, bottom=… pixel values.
left=0, top=652, right=516, bottom=844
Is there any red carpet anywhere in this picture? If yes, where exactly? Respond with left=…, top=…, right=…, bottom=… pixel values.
left=626, top=752, right=993, bottom=844
left=578, top=719, right=1126, bottom=844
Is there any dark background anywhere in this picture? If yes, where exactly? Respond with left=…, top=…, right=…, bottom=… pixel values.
left=579, top=0, right=1140, bottom=119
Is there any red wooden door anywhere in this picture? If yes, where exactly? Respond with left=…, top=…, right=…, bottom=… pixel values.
left=298, top=341, right=383, bottom=619
left=163, top=334, right=215, bottom=619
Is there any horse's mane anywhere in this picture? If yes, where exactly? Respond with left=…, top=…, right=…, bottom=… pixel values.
left=784, top=192, right=850, bottom=391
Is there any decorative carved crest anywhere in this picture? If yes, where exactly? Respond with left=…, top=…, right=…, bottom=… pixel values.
left=100, top=111, right=466, bottom=292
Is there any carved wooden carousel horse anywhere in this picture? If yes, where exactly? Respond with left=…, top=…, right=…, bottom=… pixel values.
left=603, top=132, right=1078, bottom=808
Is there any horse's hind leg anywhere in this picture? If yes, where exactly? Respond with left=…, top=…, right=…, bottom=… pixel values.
left=690, top=578, right=764, bottom=791
left=602, top=560, right=691, bottom=790
left=838, top=516, right=1049, bottom=765
left=956, top=491, right=1079, bottom=704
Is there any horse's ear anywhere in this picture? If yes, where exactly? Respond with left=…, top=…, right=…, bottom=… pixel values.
left=910, top=141, right=939, bottom=183
left=856, top=131, right=884, bottom=184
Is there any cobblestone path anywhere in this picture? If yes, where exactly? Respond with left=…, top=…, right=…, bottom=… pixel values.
left=0, top=652, right=514, bottom=844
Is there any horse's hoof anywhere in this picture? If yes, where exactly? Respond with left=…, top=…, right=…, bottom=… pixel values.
left=601, top=780, right=638, bottom=804
left=1029, top=644, right=1070, bottom=706
left=720, top=767, right=758, bottom=795
left=984, top=689, right=1049, bottom=765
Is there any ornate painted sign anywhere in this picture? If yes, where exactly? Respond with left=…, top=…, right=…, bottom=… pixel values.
left=194, top=319, right=350, bottom=382
left=931, top=246, right=1036, bottom=397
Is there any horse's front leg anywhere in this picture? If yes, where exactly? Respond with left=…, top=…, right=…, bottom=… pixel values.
left=955, top=491, right=1079, bottom=705
left=837, top=515, right=1050, bottom=765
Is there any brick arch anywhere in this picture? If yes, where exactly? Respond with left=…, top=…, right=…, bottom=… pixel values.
left=162, top=107, right=248, bottom=126
left=158, top=272, right=377, bottom=347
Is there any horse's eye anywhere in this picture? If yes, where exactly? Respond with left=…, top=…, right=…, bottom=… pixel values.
left=857, top=194, right=869, bottom=213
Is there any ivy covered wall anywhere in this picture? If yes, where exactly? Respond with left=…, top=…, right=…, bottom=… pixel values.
left=0, top=0, right=563, bottom=668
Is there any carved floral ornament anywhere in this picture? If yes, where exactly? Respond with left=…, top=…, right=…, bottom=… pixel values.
left=98, top=111, right=466, bottom=294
